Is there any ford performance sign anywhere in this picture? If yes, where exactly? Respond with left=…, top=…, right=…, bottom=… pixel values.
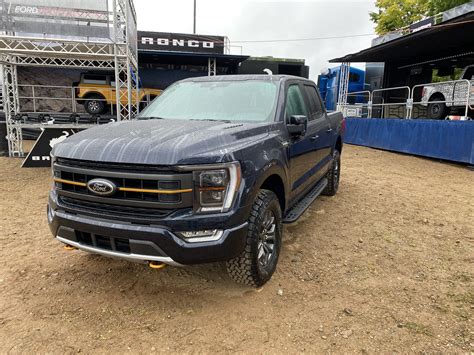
left=138, top=31, right=225, bottom=54
left=0, top=0, right=110, bottom=40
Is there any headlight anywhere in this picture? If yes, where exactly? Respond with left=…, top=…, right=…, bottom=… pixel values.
left=177, top=162, right=241, bottom=213
left=199, top=169, right=228, bottom=207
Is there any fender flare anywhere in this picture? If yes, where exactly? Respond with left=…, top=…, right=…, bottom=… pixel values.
left=247, top=160, right=288, bottom=212
left=79, top=91, right=107, bottom=104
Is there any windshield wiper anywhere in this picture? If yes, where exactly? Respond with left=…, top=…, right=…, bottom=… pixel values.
left=190, top=118, right=232, bottom=123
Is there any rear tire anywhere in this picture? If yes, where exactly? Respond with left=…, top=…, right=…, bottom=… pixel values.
left=226, top=190, right=282, bottom=287
left=322, top=150, right=341, bottom=196
left=84, top=94, right=106, bottom=115
left=427, top=96, right=449, bottom=120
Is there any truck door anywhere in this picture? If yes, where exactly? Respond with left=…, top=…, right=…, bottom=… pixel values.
left=302, top=84, right=333, bottom=181
left=286, top=82, right=321, bottom=200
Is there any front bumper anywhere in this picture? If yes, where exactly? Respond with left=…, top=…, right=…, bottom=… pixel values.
left=48, top=194, right=249, bottom=265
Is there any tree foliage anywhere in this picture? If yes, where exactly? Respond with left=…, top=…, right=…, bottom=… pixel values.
left=370, top=0, right=471, bottom=35
left=426, top=0, right=471, bottom=14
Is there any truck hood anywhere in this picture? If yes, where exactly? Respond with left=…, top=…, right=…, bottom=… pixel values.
left=52, top=119, right=270, bottom=165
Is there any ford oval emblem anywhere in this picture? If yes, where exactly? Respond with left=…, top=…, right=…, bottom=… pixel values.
left=87, top=178, right=117, bottom=196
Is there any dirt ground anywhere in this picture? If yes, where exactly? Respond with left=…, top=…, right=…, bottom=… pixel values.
left=0, top=145, right=472, bottom=353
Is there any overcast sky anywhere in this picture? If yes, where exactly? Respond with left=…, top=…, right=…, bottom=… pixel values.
left=134, top=0, right=377, bottom=79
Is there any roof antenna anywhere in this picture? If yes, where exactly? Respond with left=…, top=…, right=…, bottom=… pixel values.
left=263, top=68, right=273, bottom=75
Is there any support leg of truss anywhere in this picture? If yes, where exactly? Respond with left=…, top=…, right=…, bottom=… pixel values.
left=114, top=57, right=139, bottom=121
left=2, top=59, right=23, bottom=157
left=336, top=62, right=350, bottom=115
left=208, top=57, right=217, bottom=76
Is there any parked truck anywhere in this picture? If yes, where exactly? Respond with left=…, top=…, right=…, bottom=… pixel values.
left=421, top=65, right=474, bottom=119
left=48, top=75, right=345, bottom=287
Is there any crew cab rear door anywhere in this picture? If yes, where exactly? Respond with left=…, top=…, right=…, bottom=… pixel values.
left=301, top=83, right=333, bottom=181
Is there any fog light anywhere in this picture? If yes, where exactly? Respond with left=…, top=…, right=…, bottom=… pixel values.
left=178, top=229, right=224, bottom=243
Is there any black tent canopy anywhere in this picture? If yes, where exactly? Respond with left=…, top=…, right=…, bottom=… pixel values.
left=330, top=10, right=474, bottom=91
left=330, top=11, right=474, bottom=66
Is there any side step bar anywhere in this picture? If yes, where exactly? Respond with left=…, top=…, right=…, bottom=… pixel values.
left=283, top=178, right=328, bottom=223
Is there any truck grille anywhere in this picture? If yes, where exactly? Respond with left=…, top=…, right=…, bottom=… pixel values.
left=59, top=196, right=172, bottom=219
left=58, top=170, right=183, bottom=203
left=57, top=157, right=174, bottom=173
left=53, top=158, right=193, bottom=219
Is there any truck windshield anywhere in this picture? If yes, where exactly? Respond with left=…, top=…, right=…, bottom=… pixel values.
left=140, top=80, right=279, bottom=122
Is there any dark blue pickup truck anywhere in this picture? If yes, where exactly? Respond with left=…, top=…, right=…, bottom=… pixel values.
left=48, top=75, right=345, bottom=287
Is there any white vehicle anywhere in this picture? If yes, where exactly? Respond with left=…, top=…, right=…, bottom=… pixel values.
left=421, top=65, right=474, bottom=119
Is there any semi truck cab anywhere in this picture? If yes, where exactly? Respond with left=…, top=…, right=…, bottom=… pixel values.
left=317, top=66, right=367, bottom=111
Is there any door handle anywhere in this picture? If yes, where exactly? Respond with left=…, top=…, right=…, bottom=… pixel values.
left=310, top=135, right=319, bottom=141
left=326, top=128, right=333, bottom=133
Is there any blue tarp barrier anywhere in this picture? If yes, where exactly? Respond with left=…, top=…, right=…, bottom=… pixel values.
left=344, top=118, right=474, bottom=164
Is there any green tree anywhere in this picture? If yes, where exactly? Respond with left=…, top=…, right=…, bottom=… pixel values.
left=426, top=0, right=471, bottom=15
left=370, top=0, right=471, bottom=35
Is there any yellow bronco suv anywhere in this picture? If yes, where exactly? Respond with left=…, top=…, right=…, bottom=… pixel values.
left=75, top=73, right=162, bottom=114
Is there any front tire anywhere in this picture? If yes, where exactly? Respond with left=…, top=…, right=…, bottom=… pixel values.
left=226, top=190, right=282, bottom=287
left=322, top=150, right=341, bottom=196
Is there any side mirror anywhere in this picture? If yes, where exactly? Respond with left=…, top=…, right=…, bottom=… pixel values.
left=287, top=115, right=307, bottom=136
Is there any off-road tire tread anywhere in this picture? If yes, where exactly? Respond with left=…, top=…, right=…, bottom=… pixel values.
left=226, top=190, right=280, bottom=287
left=322, top=150, right=340, bottom=196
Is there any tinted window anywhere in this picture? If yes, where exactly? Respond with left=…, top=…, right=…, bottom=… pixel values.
left=463, top=67, right=474, bottom=80
left=313, top=87, right=325, bottom=115
left=349, top=72, right=360, bottom=83
left=303, top=85, right=324, bottom=120
left=83, top=75, right=107, bottom=85
left=285, top=84, right=308, bottom=121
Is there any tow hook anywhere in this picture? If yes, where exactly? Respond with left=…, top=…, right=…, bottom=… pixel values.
left=63, top=244, right=77, bottom=251
left=148, top=261, right=167, bottom=270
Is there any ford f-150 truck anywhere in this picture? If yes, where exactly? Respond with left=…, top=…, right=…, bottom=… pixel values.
left=48, top=75, right=345, bottom=287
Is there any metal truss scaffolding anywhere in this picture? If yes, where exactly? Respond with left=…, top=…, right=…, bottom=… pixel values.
left=1, top=59, right=21, bottom=156
left=0, top=0, right=139, bottom=157
left=336, top=62, right=350, bottom=114
left=208, top=57, right=217, bottom=76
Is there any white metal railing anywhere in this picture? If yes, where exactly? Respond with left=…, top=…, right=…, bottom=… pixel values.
left=345, top=90, right=371, bottom=118
left=339, top=79, right=473, bottom=120
left=372, top=86, right=411, bottom=119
